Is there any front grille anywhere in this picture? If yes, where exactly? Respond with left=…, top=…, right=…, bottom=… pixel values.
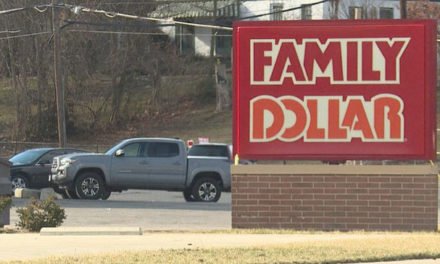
left=52, top=159, right=58, bottom=169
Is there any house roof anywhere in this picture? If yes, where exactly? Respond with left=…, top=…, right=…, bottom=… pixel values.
left=150, top=0, right=238, bottom=19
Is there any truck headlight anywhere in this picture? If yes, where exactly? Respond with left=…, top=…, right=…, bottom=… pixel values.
left=60, top=158, right=75, bottom=165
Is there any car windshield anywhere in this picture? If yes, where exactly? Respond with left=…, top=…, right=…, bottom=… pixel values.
left=9, top=149, right=49, bottom=165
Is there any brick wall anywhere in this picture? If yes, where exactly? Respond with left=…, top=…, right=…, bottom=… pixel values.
left=231, top=165, right=438, bottom=231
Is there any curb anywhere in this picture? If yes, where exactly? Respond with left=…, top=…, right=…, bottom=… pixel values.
left=40, top=227, right=143, bottom=236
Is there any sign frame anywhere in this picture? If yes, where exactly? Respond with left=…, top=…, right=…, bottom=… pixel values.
left=233, top=19, right=437, bottom=161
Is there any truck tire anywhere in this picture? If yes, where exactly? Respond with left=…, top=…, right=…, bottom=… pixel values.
left=183, top=189, right=196, bottom=202
left=101, top=189, right=111, bottom=200
left=191, top=177, right=221, bottom=202
left=65, top=189, right=79, bottom=199
left=59, top=191, right=69, bottom=199
left=11, top=174, right=29, bottom=192
left=75, top=172, right=104, bottom=200
left=53, top=185, right=65, bottom=195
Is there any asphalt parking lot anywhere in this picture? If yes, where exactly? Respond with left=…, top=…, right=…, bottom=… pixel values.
left=9, top=190, right=232, bottom=230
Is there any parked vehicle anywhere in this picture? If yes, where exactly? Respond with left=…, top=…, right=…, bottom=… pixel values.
left=188, top=143, right=254, bottom=165
left=9, top=148, right=88, bottom=193
left=188, top=143, right=231, bottom=159
left=185, top=143, right=236, bottom=201
left=50, top=138, right=231, bottom=202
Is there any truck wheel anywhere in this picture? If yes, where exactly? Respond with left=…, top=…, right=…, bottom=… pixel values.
left=75, top=172, right=104, bottom=200
left=54, top=187, right=70, bottom=199
left=65, top=189, right=79, bottom=199
left=60, top=191, right=69, bottom=199
left=101, top=189, right=111, bottom=200
left=183, top=189, right=196, bottom=202
left=52, top=185, right=65, bottom=195
left=11, top=174, right=29, bottom=192
left=192, top=177, right=221, bottom=202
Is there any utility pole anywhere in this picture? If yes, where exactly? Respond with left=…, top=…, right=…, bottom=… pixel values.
left=400, top=0, right=407, bottom=19
left=236, top=0, right=240, bottom=18
left=210, top=0, right=217, bottom=58
left=52, top=0, right=66, bottom=147
left=331, top=0, right=339, bottom=19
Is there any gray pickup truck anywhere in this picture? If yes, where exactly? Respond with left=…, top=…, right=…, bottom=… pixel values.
left=50, top=138, right=231, bottom=202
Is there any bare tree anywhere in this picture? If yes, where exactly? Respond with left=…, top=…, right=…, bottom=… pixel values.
left=0, top=0, right=53, bottom=141
left=0, top=0, right=217, bottom=141
left=214, top=59, right=230, bottom=112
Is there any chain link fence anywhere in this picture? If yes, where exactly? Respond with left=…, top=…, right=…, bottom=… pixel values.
left=1, top=129, right=439, bottom=161
left=0, top=141, right=112, bottom=159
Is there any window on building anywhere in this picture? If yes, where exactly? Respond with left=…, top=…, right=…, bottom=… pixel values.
left=215, top=30, right=232, bottom=58
left=301, top=5, right=312, bottom=20
left=271, top=3, right=283, bottom=20
left=369, top=7, right=378, bottom=19
left=379, top=7, right=394, bottom=19
left=175, top=24, right=194, bottom=55
left=349, top=6, right=364, bottom=19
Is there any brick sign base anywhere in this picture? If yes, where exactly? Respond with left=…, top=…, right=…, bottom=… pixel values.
left=231, top=165, right=438, bottom=231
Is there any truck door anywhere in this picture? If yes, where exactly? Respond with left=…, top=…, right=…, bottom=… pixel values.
left=144, top=142, right=186, bottom=188
left=110, top=142, right=150, bottom=188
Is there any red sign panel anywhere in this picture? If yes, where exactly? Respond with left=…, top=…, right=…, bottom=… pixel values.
left=233, top=20, right=436, bottom=160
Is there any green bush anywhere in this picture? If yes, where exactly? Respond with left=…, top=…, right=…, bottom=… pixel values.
left=0, top=196, right=12, bottom=212
left=16, top=196, right=66, bottom=232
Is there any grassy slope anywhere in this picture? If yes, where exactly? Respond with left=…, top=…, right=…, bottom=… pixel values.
left=66, top=102, right=233, bottom=151
left=0, top=72, right=232, bottom=147
left=3, top=232, right=440, bottom=264
left=147, top=105, right=233, bottom=144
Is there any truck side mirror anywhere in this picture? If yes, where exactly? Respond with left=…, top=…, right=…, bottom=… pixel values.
left=115, top=149, right=125, bottom=157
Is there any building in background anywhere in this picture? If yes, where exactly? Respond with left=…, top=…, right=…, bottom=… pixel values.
left=150, top=0, right=238, bottom=57
left=150, top=0, right=403, bottom=57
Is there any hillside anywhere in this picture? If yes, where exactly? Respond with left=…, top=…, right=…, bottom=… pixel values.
left=72, top=100, right=233, bottom=147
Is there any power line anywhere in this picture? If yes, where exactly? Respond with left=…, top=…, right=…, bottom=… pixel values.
left=0, top=7, right=26, bottom=15
left=0, top=30, right=20, bottom=34
left=63, top=19, right=175, bottom=28
left=0, top=31, right=50, bottom=40
left=0, top=0, right=425, bottom=41
left=68, top=29, right=172, bottom=35
left=0, top=5, right=50, bottom=15
left=67, top=29, right=232, bottom=36
left=97, top=0, right=230, bottom=5
left=61, top=4, right=233, bottom=31
left=64, top=0, right=331, bottom=31
left=0, top=1, right=330, bottom=34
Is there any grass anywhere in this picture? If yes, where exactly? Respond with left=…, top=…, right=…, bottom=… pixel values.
left=0, top=72, right=232, bottom=146
left=144, top=105, right=233, bottom=143
left=3, top=232, right=440, bottom=263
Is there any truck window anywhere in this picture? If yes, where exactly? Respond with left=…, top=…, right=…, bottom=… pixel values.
left=147, top=142, right=179, bottom=158
left=122, top=143, right=143, bottom=157
left=188, top=145, right=228, bottom=157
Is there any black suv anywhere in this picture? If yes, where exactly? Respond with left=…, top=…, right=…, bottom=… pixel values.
left=10, top=148, right=88, bottom=192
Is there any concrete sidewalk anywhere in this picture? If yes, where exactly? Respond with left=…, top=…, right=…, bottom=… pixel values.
left=1, top=230, right=440, bottom=263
